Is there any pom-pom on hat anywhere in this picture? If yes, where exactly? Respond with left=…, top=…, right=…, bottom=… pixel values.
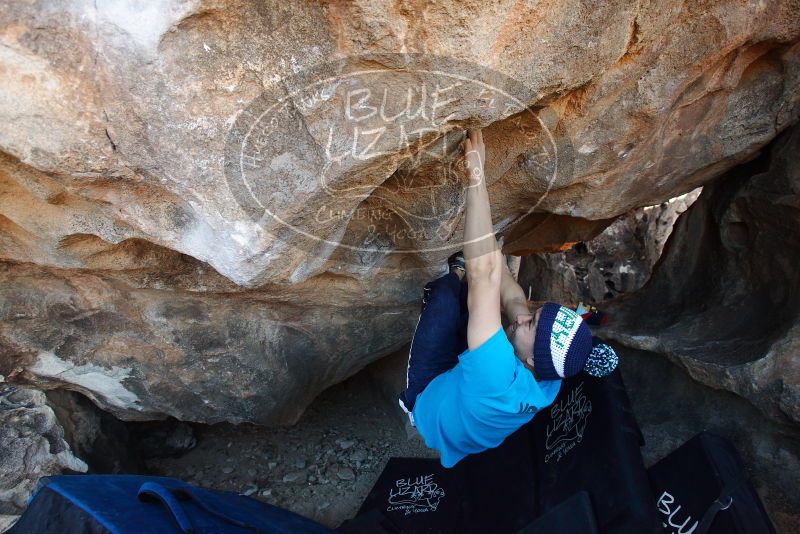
left=533, top=303, right=618, bottom=380
left=584, top=342, right=619, bottom=377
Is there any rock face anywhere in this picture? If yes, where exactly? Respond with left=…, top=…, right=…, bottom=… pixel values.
left=1, top=1, right=799, bottom=424
left=601, top=124, right=800, bottom=425
left=0, top=385, right=87, bottom=515
left=46, top=389, right=142, bottom=473
left=518, top=189, right=700, bottom=304
left=0, top=261, right=422, bottom=425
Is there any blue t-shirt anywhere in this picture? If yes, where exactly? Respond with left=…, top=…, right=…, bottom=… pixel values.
left=412, top=327, right=561, bottom=468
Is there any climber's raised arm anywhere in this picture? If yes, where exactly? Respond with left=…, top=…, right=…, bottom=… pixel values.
left=462, top=129, right=503, bottom=350
left=499, top=262, right=531, bottom=323
left=398, top=129, right=619, bottom=471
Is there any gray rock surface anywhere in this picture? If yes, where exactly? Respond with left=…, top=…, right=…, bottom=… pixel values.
left=601, top=124, right=800, bottom=425
left=0, top=385, right=87, bottom=515
left=0, top=262, right=421, bottom=425
left=0, top=515, right=18, bottom=533
left=46, top=389, right=140, bottom=473
left=518, top=189, right=700, bottom=304
left=129, top=420, right=197, bottom=459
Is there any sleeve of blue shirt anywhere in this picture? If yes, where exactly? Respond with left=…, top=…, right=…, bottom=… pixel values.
left=459, top=326, right=521, bottom=396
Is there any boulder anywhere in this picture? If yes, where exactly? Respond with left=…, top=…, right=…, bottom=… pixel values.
left=0, top=385, right=87, bottom=515
left=518, top=189, right=700, bottom=304
left=46, top=389, right=141, bottom=473
left=0, top=260, right=423, bottom=425
left=1, top=1, right=799, bottom=424
left=128, top=419, right=197, bottom=460
left=601, top=124, right=800, bottom=425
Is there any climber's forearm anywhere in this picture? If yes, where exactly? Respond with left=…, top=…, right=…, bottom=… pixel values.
left=500, top=266, right=530, bottom=321
left=464, top=175, right=500, bottom=277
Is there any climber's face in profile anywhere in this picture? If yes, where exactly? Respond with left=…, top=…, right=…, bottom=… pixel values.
left=506, top=307, right=542, bottom=373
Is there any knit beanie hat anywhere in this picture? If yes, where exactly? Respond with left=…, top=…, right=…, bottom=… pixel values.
left=532, top=302, right=618, bottom=380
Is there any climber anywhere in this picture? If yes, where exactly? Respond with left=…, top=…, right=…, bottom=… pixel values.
left=398, top=128, right=618, bottom=468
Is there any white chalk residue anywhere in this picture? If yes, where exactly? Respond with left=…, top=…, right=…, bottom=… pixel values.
left=618, top=263, right=634, bottom=274
left=180, top=217, right=246, bottom=278
left=30, top=351, right=142, bottom=410
left=97, top=0, right=197, bottom=50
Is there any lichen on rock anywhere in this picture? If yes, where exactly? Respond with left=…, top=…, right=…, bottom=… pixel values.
left=0, top=385, right=87, bottom=515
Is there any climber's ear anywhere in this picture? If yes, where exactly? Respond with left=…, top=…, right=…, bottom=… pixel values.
left=516, top=314, right=533, bottom=325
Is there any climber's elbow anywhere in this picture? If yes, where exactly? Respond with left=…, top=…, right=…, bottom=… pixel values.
left=466, top=249, right=502, bottom=286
